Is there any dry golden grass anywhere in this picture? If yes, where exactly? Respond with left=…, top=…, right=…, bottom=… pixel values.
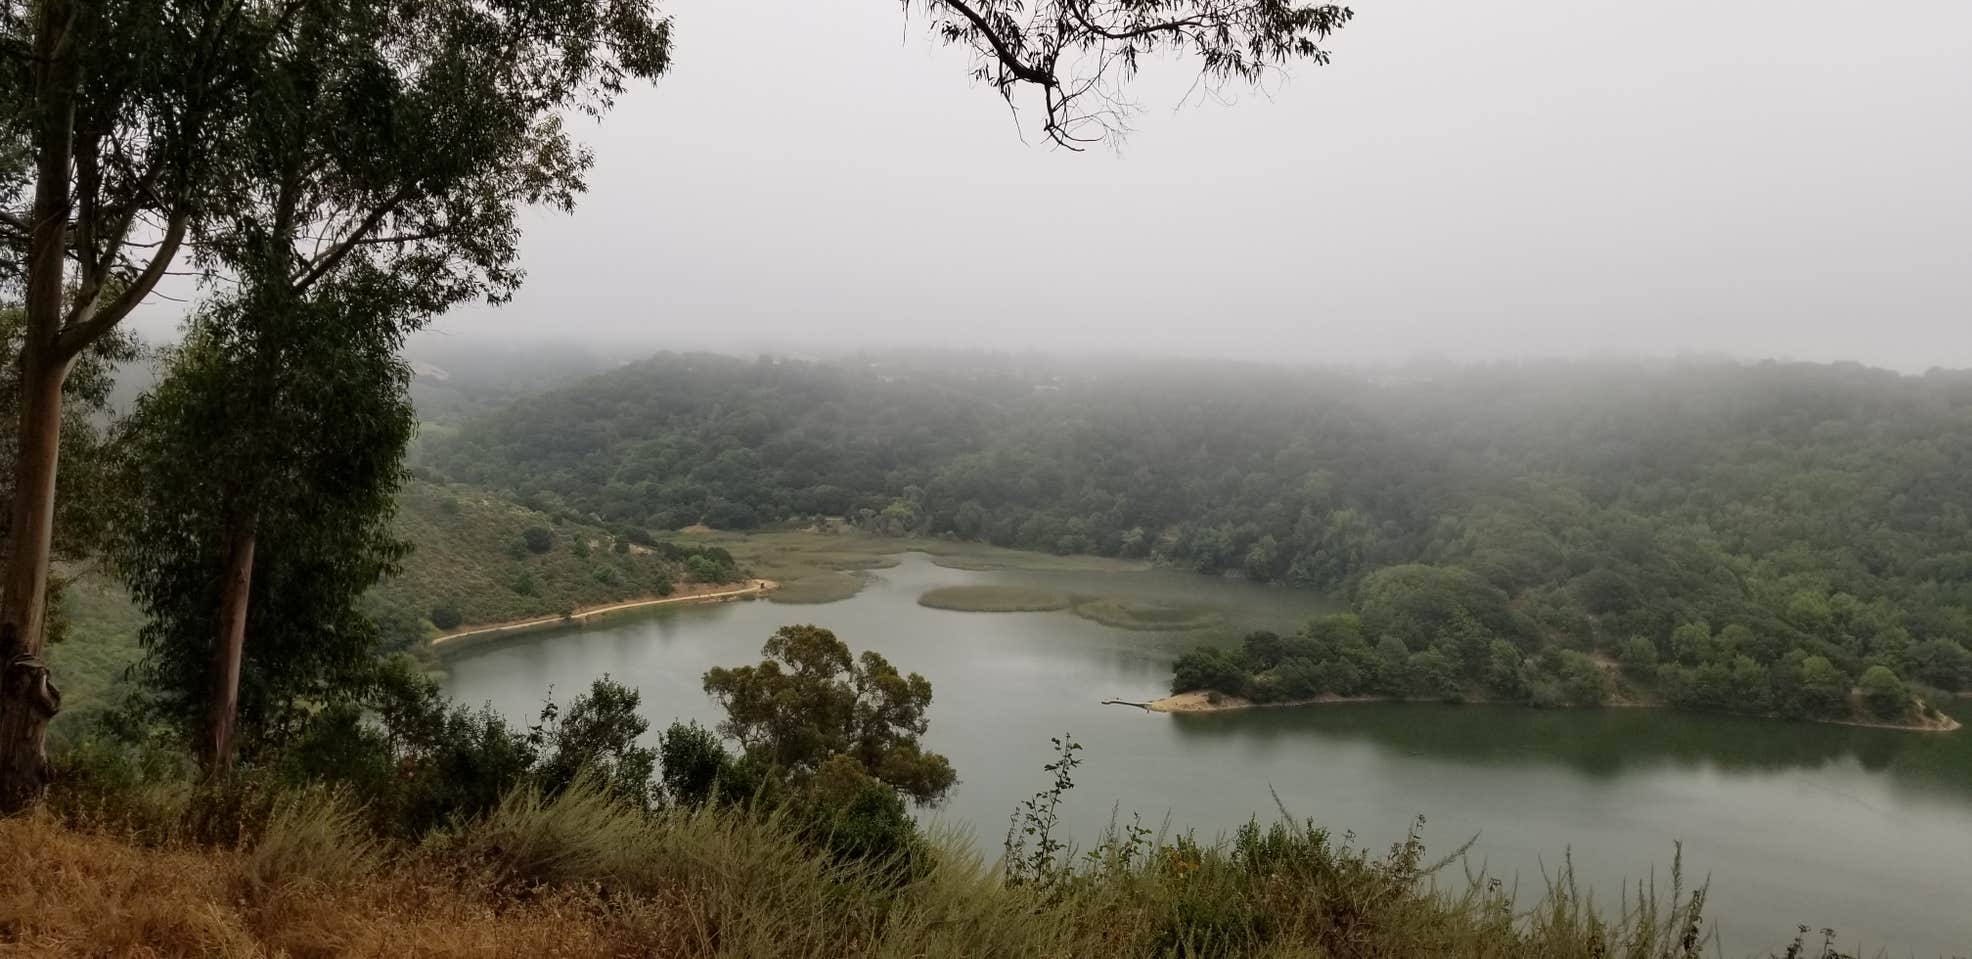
left=0, top=806, right=1736, bottom=959
left=0, top=814, right=631, bottom=959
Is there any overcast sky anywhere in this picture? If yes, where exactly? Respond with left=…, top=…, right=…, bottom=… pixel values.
left=406, top=0, right=1971, bottom=371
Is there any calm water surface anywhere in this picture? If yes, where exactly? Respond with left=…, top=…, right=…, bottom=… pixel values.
left=442, top=553, right=1972, bottom=957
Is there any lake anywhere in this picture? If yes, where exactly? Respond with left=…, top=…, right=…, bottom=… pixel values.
left=441, top=552, right=1972, bottom=957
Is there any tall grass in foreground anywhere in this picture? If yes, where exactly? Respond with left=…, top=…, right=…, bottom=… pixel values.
left=2, top=780, right=1779, bottom=959
left=19, top=728, right=1894, bottom=958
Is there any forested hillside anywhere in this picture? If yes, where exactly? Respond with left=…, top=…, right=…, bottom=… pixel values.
left=426, top=352, right=1972, bottom=717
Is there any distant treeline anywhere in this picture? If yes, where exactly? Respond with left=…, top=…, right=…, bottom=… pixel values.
left=425, top=352, right=1972, bottom=705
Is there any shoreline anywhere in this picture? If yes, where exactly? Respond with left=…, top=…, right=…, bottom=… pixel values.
left=429, top=579, right=778, bottom=648
left=1124, top=690, right=1964, bottom=733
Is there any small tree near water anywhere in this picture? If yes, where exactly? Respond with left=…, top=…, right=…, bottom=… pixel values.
left=702, top=625, right=956, bottom=805
left=1858, top=666, right=1909, bottom=720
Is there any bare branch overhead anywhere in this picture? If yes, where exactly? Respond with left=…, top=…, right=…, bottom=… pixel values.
left=918, top=0, right=1352, bottom=148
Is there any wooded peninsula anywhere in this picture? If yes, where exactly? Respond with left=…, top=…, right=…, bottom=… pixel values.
left=422, top=352, right=1972, bottom=728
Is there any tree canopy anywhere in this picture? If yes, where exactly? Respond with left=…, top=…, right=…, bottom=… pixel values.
left=703, top=625, right=957, bottom=805
left=107, top=294, right=414, bottom=761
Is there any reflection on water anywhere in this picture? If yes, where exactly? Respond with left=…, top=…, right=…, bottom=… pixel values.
left=1169, top=701, right=1972, bottom=795
left=442, top=553, right=1972, bottom=957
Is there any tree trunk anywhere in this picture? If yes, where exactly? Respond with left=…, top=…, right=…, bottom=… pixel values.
left=3, top=353, right=70, bottom=656
left=0, top=0, right=79, bottom=814
left=206, top=519, right=257, bottom=773
left=0, top=351, right=72, bottom=812
left=0, top=643, right=61, bottom=813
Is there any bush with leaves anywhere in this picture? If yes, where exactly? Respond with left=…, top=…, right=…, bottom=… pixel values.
left=280, top=657, right=538, bottom=838
left=800, top=754, right=928, bottom=878
left=1858, top=666, right=1908, bottom=720
left=703, top=625, right=956, bottom=805
left=533, top=677, right=658, bottom=810
left=658, top=720, right=734, bottom=807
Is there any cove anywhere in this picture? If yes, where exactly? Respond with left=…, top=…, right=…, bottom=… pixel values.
left=441, top=552, right=1972, bottom=957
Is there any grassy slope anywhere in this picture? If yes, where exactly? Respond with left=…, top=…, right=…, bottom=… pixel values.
left=46, top=482, right=705, bottom=734
left=4, top=785, right=1727, bottom=959
left=365, top=481, right=691, bottom=643
left=44, top=569, right=144, bottom=743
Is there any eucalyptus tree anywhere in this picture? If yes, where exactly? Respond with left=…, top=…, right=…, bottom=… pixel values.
left=0, top=310, right=138, bottom=643
left=108, top=286, right=413, bottom=769
left=0, top=0, right=669, bottom=806
left=111, top=0, right=667, bottom=772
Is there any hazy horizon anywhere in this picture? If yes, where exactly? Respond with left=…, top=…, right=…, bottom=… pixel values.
left=137, top=0, right=1971, bottom=374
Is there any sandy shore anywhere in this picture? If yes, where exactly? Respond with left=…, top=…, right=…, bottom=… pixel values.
left=430, top=579, right=778, bottom=647
left=1128, top=690, right=1963, bottom=731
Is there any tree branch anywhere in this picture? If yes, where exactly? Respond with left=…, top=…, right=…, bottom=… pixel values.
left=290, top=186, right=415, bottom=294
left=933, top=0, right=1054, bottom=87
left=53, top=210, right=188, bottom=362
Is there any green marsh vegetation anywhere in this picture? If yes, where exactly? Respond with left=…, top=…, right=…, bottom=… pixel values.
left=918, top=584, right=1070, bottom=612
left=1071, top=598, right=1226, bottom=632
left=769, top=570, right=870, bottom=605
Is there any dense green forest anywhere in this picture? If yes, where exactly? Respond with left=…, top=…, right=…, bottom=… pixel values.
left=426, top=352, right=1972, bottom=720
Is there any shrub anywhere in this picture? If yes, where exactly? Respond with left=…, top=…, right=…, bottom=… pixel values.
left=429, top=604, right=463, bottom=631
left=45, top=733, right=198, bottom=841
left=1618, top=635, right=1659, bottom=680
left=1859, top=665, right=1908, bottom=719
left=1171, top=648, right=1245, bottom=696
left=802, top=754, right=928, bottom=878
left=1558, top=651, right=1610, bottom=707
left=282, top=658, right=538, bottom=838
left=521, top=525, right=554, bottom=554
left=534, top=677, right=658, bottom=809
left=457, top=776, right=652, bottom=888
left=685, top=554, right=726, bottom=583
left=1406, top=648, right=1458, bottom=700
left=659, top=720, right=731, bottom=807
left=245, top=789, right=380, bottom=892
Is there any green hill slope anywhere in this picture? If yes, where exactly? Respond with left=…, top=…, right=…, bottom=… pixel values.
left=45, top=481, right=742, bottom=735
left=365, top=481, right=740, bottom=649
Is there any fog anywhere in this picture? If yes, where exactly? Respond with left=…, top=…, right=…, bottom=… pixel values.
left=243, top=0, right=1972, bottom=370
